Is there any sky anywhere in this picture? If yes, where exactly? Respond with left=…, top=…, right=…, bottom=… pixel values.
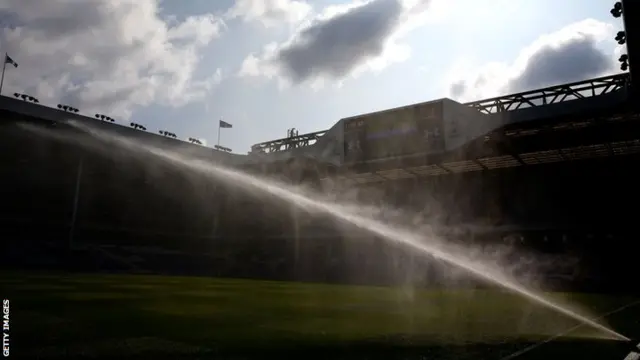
left=0, top=0, right=627, bottom=153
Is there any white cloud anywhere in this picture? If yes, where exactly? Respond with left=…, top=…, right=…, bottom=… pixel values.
left=238, top=0, right=438, bottom=88
left=0, top=0, right=225, bottom=119
left=225, top=0, right=312, bottom=28
left=447, top=19, right=621, bottom=102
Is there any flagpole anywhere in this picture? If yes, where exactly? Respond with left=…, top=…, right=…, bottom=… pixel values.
left=217, top=119, right=221, bottom=146
left=0, top=53, right=7, bottom=96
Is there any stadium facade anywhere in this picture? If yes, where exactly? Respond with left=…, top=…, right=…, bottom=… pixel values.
left=1, top=1, right=639, bottom=292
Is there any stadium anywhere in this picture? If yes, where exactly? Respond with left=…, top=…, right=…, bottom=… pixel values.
left=2, top=1, right=640, bottom=359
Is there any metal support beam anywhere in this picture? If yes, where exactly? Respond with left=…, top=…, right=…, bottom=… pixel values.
left=465, top=74, right=630, bottom=114
left=249, top=130, right=326, bottom=154
left=249, top=74, right=631, bottom=154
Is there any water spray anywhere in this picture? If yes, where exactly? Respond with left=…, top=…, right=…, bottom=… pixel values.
left=501, top=300, right=640, bottom=360
left=26, top=120, right=631, bottom=342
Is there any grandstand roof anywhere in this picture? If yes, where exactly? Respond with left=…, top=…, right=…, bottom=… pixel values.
left=0, top=73, right=632, bottom=169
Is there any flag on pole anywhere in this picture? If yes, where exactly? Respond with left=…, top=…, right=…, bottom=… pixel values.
left=219, top=120, right=232, bottom=128
left=5, top=54, right=18, bottom=68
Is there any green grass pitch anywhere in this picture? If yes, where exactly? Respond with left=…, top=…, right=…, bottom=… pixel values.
left=2, top=272, right=639, bottom=359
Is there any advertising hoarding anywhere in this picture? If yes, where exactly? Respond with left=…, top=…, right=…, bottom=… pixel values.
left=343, top=101, right=444, bottom=163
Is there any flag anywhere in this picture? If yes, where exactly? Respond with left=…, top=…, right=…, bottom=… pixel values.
left=5, top=54, right=17, bottom=68
left=219, top=120, right=232, bottom=128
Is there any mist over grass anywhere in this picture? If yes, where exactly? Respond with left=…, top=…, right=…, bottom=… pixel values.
left=17, top=120, right=625, bottom=341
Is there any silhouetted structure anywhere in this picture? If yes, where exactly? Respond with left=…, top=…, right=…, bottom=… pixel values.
left=0, top=1, right=638, bottom=293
